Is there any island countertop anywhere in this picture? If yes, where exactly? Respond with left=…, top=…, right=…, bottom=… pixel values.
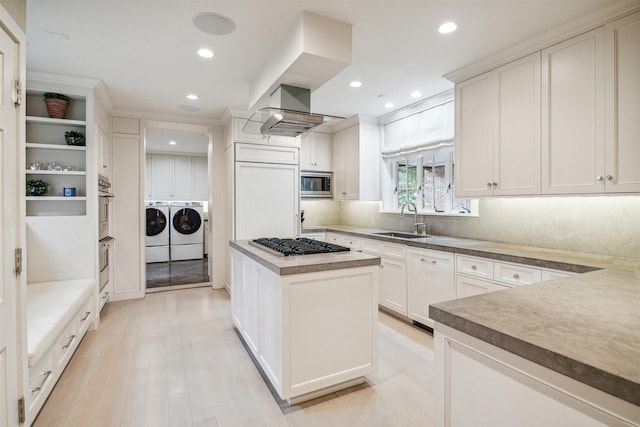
left=229, top=239, right=380, bottom=276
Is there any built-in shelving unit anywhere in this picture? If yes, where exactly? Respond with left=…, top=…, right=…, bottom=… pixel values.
left=25, top=93, right=88, bottom=216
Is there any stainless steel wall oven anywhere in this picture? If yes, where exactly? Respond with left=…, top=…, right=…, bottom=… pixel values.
left=98, top=174, right=114, bottom=292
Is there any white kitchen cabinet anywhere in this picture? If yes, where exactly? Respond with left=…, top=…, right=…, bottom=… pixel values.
left=541, top=28, right=605, bottom=194
left=332, top=118, right=381, bottom=201
left=97, top=124, right=111, bottom=177
left=144, top=154, right=152, bottom=200
left=324, top=232, right=344, bottom=245
left=341, top=235, right=361, bottom=251
left=380, top=257, right=407, bottom=316
left=456, top=275, right=494, bottom=298
left=192, top=156, right=208, bottom=201
left=301, top=132, right=332, bottom=171
left=455, top=52, right=541, bottom=198
left=407, top=248, right=455, bottom=327
left=604, top=12, right=640, bottom=193
left=149, top=154, right=195, bottom=200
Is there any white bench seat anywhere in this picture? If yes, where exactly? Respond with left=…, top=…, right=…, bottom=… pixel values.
left=27, top=279, right=95, bottom=367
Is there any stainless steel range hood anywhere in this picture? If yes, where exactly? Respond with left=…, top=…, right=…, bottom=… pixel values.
left=244, top=84, right=344, bottom=138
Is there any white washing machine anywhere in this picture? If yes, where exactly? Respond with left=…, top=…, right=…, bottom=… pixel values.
left=170, top=201, right=204, bottom=261
left=145, top=201, right=170, bottom=263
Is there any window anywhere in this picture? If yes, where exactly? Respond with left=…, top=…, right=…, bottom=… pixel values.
left=387, top=147, right=473, bottom=215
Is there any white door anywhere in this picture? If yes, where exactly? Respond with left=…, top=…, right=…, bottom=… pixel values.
left=172, top=155, right=193, bottom=200
left=150, top=154, right=171, bottom=199
left=0, top=22, right=22, bottom=427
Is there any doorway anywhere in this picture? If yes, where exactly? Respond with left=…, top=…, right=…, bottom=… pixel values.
left=144, top=122, right=212, bottom=291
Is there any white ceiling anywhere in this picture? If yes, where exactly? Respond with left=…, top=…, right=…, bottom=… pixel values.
left=26, top=0, right=624, bottom=122
left=145, top=127, right=209, bottom=154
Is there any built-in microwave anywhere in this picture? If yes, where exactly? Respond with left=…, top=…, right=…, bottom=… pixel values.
left=301, top=171, right=333, bottom=198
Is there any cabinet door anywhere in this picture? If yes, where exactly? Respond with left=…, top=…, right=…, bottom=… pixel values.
left=313, top=133, right=333, bottom=171
left=150, top=154, right=172, bottom=200
left=541, top=28, right=605, bottom=194
left=332, top=132, right=348, bottom=200
left=455, top=275, right=493, bottom=299
left=145, top=154, right=152, bottom=200
left=407, top=249, right=455, bottom=326
left=97, top=125, right=111, bottom=176
left=172, top=156, right=193, bottom=200
left=193, top=156, right=208, bottom=201
left=493, top=53, right=541, bottom=195
left=300, top=134, right=314, bottom=170
left=343, top=127, right=360, bottom=200
left=604, top=12, right=640, bottom=193
left=455, top=73, right=494, bottom=197
left=380, top=257, right=407, bottom=315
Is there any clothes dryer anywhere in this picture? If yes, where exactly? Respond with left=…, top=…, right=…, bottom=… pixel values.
left=169, top=201, right=204, bottom=261
left=145, top=201, right=170, bottom=263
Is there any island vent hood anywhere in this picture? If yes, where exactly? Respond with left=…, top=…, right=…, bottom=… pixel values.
left=246, top=84, right=343, bottom=138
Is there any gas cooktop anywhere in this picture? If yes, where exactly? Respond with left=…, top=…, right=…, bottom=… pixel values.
left=249, top=237, right=350, bottom=257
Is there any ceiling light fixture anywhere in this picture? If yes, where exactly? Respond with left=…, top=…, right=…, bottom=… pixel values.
left=410, top=91, right=422, bottom=99
left=384, top=102, right=395, bottom=109
left=197, top=48, right=214, bottom=58
left=169, top=140, right=177, bottom=145
left=193, top=12, right=237, bottom=35
left=350, top=81, right=362, bottom=88
left=186, top=94, right=199, bottom=100
left=438, top=22, right=458, bottom=34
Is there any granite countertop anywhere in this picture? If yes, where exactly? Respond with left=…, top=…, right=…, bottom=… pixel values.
left=229, top=239, right=380, bottom=276
left=302, top=226, right=640, bottom=406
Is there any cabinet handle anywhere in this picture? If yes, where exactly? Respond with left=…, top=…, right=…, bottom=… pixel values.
left=606, top=175, right=613, bottom=181
left=486, top=183, right=492, bottom=188
left=513, top=273, right=520, bottom=279
left=471, top=265, right=477, bottom=270
left=31, top=370, right=53, bottom=393
left=342, top=192, right=347, bottom=195
left=102, top=292, right=109, bottom=300
left=62, top=334, right=76, bottom=350
left=492, top=182, right=497, bottom=188
left=420, top=258, right=436, bottom=264
left=595, top=175, right=603, bottom=181
left=379, top=264, right=384, bottom=269
left=80, top=311, right=91, bottom=322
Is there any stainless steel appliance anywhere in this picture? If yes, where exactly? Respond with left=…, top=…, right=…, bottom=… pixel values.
left=301, top=171, right=333, bottom=198
left=98, top=175, right=115, bottom=292
left=249, top=237, right=349, bottom=257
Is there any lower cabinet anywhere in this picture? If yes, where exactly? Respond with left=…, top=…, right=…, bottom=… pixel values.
left=407, top=248, right=455, bottom=327
left=380, top=257, right=407, bottom=315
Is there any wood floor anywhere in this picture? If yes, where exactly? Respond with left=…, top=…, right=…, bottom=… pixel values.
left=33, top=288, right=435, bottom=427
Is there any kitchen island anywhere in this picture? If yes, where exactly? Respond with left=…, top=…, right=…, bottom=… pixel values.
left=229, top=239, right=381, bottom=404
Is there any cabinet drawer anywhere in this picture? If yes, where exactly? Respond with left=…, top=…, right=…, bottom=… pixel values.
left=302, top=232, right=325, bottom=241
left=361, top=239, right=381, bottom=255
left=456, top=255, right=493, bottom=280
left=541, top=269, right=574, bottom=282
left=27, top=352, right=55, bottom=420
left=76, top=299, right=93, bottom=336
left=324, top=233, right=343, bottom=245
left=456, top=275, right=494, bottom=298
left=381, top=243, right=406, bottom=260
left=342, top=236, right=361, bottom=251
left=54, top=322, right=78, bottom=373
left=494, top=262, right=541, bottom=286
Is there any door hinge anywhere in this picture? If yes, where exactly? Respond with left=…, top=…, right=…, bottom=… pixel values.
left=18, top=396, right=25, bottom=423
left=13, top=80, right=22, bottom=107
left=15, top=248, right=22, bottom=276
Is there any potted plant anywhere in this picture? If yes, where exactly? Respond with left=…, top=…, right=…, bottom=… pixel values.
left=65, top=130, right=86, bottom=146
left=43, top=92, right=69, bottom=119
left=26, top=179, right=49, bottom=196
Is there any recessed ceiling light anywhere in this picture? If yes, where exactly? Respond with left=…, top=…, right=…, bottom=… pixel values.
left=384, top=102, right=395, bottom=109
left=438, top=22, right=458, bottom=34
left=169, top=140, right=177, bottom=145
left=350, top=81, right=362, bottom=88
left=410, top=91, right=422, bottom=99
left=197, top=48, right=214, bottom=58
left=193, top=12, right=237, bottom=35
left=186, top=94, right=199, bottom=100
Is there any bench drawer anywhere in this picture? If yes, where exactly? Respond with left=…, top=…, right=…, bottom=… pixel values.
left=27, top=353, right=55, bottom=421
left=54, top=321, right=78, bottom=374
left=76, top=298, right=93, bottom=336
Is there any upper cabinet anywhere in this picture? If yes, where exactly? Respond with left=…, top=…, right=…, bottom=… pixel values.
left=455, top=53, right=541, bottom=198
left=452, top=10, right=640, bottom=197
left=541, top=28, right=605, bottom=194
left=148, top=154, right=208, bottom=201
left=604, top=11, right=640, bottom=193
left=331, top=117, right=381, bottom=201
left=300, top=132, right=332, bottom=171
left=96, top=124, right=111, bottom=177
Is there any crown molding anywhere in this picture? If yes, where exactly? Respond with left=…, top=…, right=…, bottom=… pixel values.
left=378, top=89, right=454, bottom=125
left=444, top=1, right=640, bottom=83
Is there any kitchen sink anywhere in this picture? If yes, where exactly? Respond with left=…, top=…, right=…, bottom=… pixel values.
left=372, top=232, right=427, bottom=239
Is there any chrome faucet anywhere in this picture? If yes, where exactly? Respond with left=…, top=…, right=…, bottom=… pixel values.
left=400, top=201, right=427, bottom=235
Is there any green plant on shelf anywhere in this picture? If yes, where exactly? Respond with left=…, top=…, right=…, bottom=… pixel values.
left=65, top=130, right=86, bottom=146
left=43, top=92, right=70, bottom=101
left=26, top=179, right=49, bottom=196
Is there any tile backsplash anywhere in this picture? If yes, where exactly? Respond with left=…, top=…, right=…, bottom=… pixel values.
left=301, top=196, right=640, bottom=259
